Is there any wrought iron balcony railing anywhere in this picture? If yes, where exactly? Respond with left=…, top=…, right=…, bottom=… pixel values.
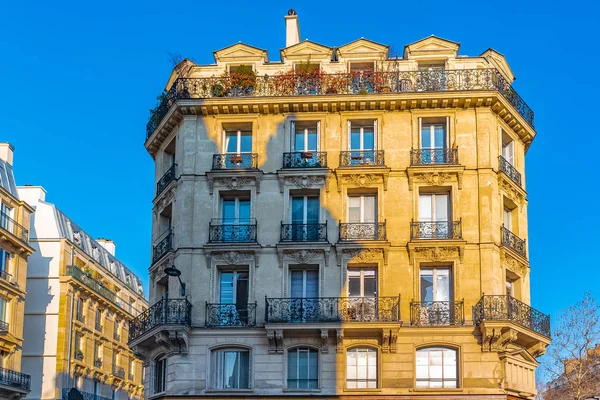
left=95, top=323, right=102, bottom=332
left=156, top=164, right=176, bottom=197
left=501, top=225, right=526, bottom=258
left=266, top=296, right=401, bottom=323
left=339, top=150, right=385, bottom=167
left=128, top=373, right=134, bottom=381
left=0, top=270, right=12, bottom=283
left=0, top=320, right=8, bottom=333
left=129, top=298, right=192, bottom=343
left=410, top=148, right=459, bottom=166
left=473, top=295, right=551, bottom=338
left=62, top=388, right=111, bottom=400
left=112, top=366, right=125, bottom=379
left=66, top=265, right=118, bottom=305
left=0, top=211, right=29, bottom=243
left=0, top=367, right=31, bottom=391
left=212, top=153, right=258, bottom=170
left=282, top=151, right=327, bottom=168
left=280, top=222, right=327, bottom=242
left=209, top=219, right=257, bottom=243
left=146, top=69, right=534, bottom=138
left=205, top=302, right=257, bottom=327
left=410, top=220, right=462, bottom=240
left=76, top=313, right=85, bottom=323
left=499, top=155, right=522, bottom=186
left=74, top=350, right=84, bottom=361
left=94, top=359, right=102, bottom=368
left=410, top=301, right=465, bottom=326
left=339, top=221, right=386, bottom=241
left=152, top=228, right=173, bottom=264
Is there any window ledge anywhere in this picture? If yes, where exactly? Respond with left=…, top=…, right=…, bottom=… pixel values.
left=343, top=388, right=382, bottom=393
left=412, top=388, right=463, bottom=392
left=282, top=388, right=322, bottom=393
left=148, top=392, right=166, bottom=399
left=205, top=389, right=254, bottom=393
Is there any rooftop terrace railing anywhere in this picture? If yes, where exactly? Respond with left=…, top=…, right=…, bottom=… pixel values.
left=146, top=68, right=534, bottom=138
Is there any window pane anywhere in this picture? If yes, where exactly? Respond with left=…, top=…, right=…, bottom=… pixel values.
left=307, top=131, right=318, bottom=151
left=434, top=125, right=446, bottom=148
left=238, top=200, right=251, bottom=221
left=434, top=194, right=449, bottom=221
left=348, top=275, right=361, bottom=297
left=350, top=128, right=361, bottom=150
left=363, top=274, right=376, bottom=297
left=225, top=132, right=237, bottom=153
left=291, top=197, right=304, bottom=224
left=363, top=128, right=374, bottom=150
left=220, top=272, right=234, bottom=304
left=444, top=379, right=457, bottom=388
left=305, top=271, right=319, bottom=298
left=348, top=197, right=361, bottom=223
left=290, top=271, right=304, bottom=299
left=419, top=194, right=433, bottom=221
left=306, top=197, right=319, bottom=223
left=240, top=132, right=252, bottom=153
left=421, top=125, right=432, bottom=148
left=420, top=271, right=434, bottom=302
left=295, top=130, right=305, bottom=151
left=363, top=196, right=376, bottom=222
left=222, top=200, right=236, bottom=222
left=435, top=270, right=450, bottom=302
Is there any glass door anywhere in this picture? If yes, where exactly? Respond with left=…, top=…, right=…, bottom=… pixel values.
left=222, top=197, right=251, bottom=242
left=224, top=130, right=252, bottom=168
left=420, top=268, right=451, bottom=324
left=220, top=271, right=249, bottom=325
left=419, top=194, right=449, bottom=238
left=290, top=270, right=319, bottom=322
left=291, top=196, right=319, bottom=241
left=347, top=269, right=377, bottom=321
left=349, top=123, right=375, bottom=165
left=348, top=195, right=377, bottom=239
left=421, top=123, right=447, bottom=164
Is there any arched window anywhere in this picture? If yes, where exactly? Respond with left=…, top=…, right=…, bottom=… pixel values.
left=346, top=347, right=377, bottom=388
left=152, top=356, right=167, bottom=394
left=416, top=347, right=457, bottom=388
left=211, top=347, right=251, bottom=389
left=287, top=347, right=318, bottom=389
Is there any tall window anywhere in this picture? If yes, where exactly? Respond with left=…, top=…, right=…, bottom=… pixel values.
left=348, top=121, right=376, bottom=165
left=95, top=309, right=102, bottom=329
left=219, top=270, right=249, bottom=324
left=416, top=347, right=458, bottom=388
left=348, top=195, right=376, bottom=223
left=0, top=249, right=10, bottom=275
left=292, top=122, right=319, bottom=151
left=0, top=297, right=7, bottom=324
left=94, top=341, right=102, bottom=361
left=224, top=130, right=252, bottom=154
left=506, top=279, right=514, bottom=297
left=291, top=195, right=319, bottom=241
left=501, top=130, right=514, bottom=166
left=503, top=207, right=512, bottom=231
left=212, top=348, right=250, bottom=389
left=222, top=197, right=251, bottom=224
left=419, top=193, right=450, bottom=238
left=347, top=269, right=377, bottom=322
left=0, top=203, right=14, bottom=232
left=153, top=357, right=167, bottom=394
left=290, top=269, right=319, bottom=322
left=287, top=347, right=318, bottom=389
left=74, top=333, right=82, bottom=351
left=420, top=268, right=451, bottom=303
left=421, top=121, right=447, bottom=150
left=93, top=381, right=99, bottom=396
left=346, top=347, right=377, bottom=388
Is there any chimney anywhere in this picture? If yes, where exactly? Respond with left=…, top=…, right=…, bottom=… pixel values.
left=97, top=238, right=116, bottom=256
left=285, top=9, right=300, bottom=47
left=17, top=185, right=47, bottom=205
left=0, top=143, right=14, bottom=166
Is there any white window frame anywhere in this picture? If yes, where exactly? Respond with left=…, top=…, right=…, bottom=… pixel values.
left=152, top=357, right=167, bottom=395
left=347, top=121, right=377, bottom=151
left=287, top=347, right=319, bottom=389
left=503, top=207, right=512, bottom=231
left=289, top=269, right=319, bottom=298
left=346, top=347, right=378, bottom=388
left=419, top=117, right=450, bottom=149
left=506, top=279, right=514, bottom=297
left=220, top=196, right=251, bottom=223
left=223, top=129, right=252, bottom=154
left=290, top=195, right=320, bottom=224
left=501, top=129, right=515, bottom=166
left=419, top=268, right=452, bottom=302
left=347, top=195, right=377, bottom=223
left=219, top=269, right=249, bottom=303
left=416, top=347, right=458, bottom=388
left=347, top=268, right=377, bottom=297
left=291, top=121, right=320, bottom=152
left=211, top=348, right=251, bottom=390
left=418, top=193, right=450, bottom=222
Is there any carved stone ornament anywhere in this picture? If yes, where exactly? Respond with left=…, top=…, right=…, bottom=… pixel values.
left=381, top=329, right=391, bottom=353
left=481, top=327, right=518, bottom=353
left=286, top=249, right=321, bottom=264
left=207, top=251, right=256, bottom=267
left=151, top=254, right=175, bottom=283
left=320, top=329, right=329, bottom=354
left=409, top=171, right=461, bottom=190
left=503, top=253, right=528, bottom=276
left=390, top=330, right=398, bottom=353
left=528, top=342, right=547, bottom=358
left=208, top=175, right=261, bottom=194
left=288, top=175, right=325, bottom=189
left=345, top=248, right=384, bottom=263
left=413, top=246, right=459, bottom=262
left=336, top=172, right=388, bottom=192
left=336, top=329, right=344, bottom=353
left=500, top=178, right=525, bottom=204
left=155, top=185, right=176, bottom=212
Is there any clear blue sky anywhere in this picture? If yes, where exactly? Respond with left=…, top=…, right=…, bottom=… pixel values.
left=0, top=1, right=597, bottom=322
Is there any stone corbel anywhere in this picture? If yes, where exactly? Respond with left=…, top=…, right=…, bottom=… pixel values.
left=382, top=174, right=388, bottom=191
left=390, top=330, right=399, bottom=353
left=528, top=342, right=547, bottom=358
left=278, top=176, right=285, bottom=193
left=169, top=330, right=189, bottom=355
left=275, top=330, right=284, bottom=354
left=320, top=329, right=329, bottom=354
left=204, top=251, right=212, bottom=268
left=277, top=249, right=284, bottom=268
left=325, top=171, right=332, bottom=193
left=323, top=248, right=330, bottom=268
left=267, top=331, right=276, bottom=354
left=336, top=329, right=344, bottom=353
left=335, top=171, right=342, bottom=193
left=335, top=247, right=343, bottom=267
left=381, top=329, right=390, bottom=353
left=255, top=175, right=262, bottom=194
left=254, top=253, right=260, bottom=269
left=207, top=176, right=214, bottom=195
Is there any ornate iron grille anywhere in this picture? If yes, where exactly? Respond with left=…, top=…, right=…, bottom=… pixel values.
left=95, top=323, right=102, bottom=332
left=66, top=266, right=118, bottom=304
left=280, top=222, right=327, bottom=242
left=501, top=225, right=526, bottom=258
left=146, top=69, right=535, bottom=138
left=339, top=150, right=385, bottom=167
left=0, top=270, right=11, bottom=283
left=410, top=301, right=464, bottom=326
left=74, top=351, right=84, bottom=361
left=473, top=295, right=551, bottom=338
left=266, top=296, right=400, bottom=323
left=208, top=219, right=257, bottom=243
left=205, top=302, right=257, bottom=327
left=76, top=313, right=85, bottom=323
left=0, top=211, right=29, bottom=242
left=128, top=298, right=192, bottom=343
left=282, top=151, right=327, bottom=168
left=152, top=229, right=173, bottom=264
left=498, top=155, right=522, bottom=186
left=410, top=148, right=459, bottom=165
left=94, top=359, right=102, bottom=368
left=212, top=153, right=258, bottom=170
left=156, top=164, right=176, bottom=197
left=0, top=320, right=8, bottom=333
left=112, top=366, right=125, bottom=378
left=62, top=388, right=112, bottom=400
left=339, top=222, right=386, bottom=241
left=0, top=367, right=30, bottom=391
left=410, top=220, right=462, bottom=240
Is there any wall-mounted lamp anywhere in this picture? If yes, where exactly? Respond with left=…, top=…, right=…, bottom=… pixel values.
left=164, top=265, right=186, bottom=297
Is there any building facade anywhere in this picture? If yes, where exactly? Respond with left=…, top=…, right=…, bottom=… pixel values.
left=0, top=143, right=34, bottom=399
left=132, top=11, right=550, bottom=400
left=18, top=186, right=148, bottom=400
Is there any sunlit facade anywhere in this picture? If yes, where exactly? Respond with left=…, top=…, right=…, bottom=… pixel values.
left=134, top=11, right=550, bottom=400
left=18, top=186, right=148, bottom=400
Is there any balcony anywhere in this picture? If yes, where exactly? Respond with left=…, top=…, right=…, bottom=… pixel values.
left=208, top=219, right=257, bottom=243
left=339, top=222, right=386, bottom=241
left=266, top=296, right=401, bottom=323
left=66, top=265, right=118, bottom=304
left=146, top=69, right=534, bottom=138
left=473, top=295, right=551, bottom=339
left=410, top=220, right=462, bottom=240
left=94, top=359, right=102, bottom=368
left=205, top=302, right=257, bottom=327
left=339, top=150, right=385, bottom=167
left=129, top=298, right=192, bottom=343
left=0, top=321, right=6, bottom=334
left=112, top=366, right=125, bottom=379
left=0, top=211, right=29, bottom=243
left=410, top=148, right=458, bottom=166
left=410, top=301, right=465, bottom=326
left=76, top=313, right=85, bottom=323
left=499, top=156, right=522, bottom=187
left=501, top=225, right=526, bottom=259
left=62, top=388, right=111, bottom=400
left=0, top=367, right=31, bottom=392
left=280, top=222, right=327, bottom=242
left=156, top=164, right=176, bottom=197
left=95, top=323, right=102, bottom=332
left=0, top=271, right=12, bottom=285
left=152, top=228, right=173, bottom=264
left=212, top=153, right=258, bottom=170
left=283, top=151, right=327, bottom=169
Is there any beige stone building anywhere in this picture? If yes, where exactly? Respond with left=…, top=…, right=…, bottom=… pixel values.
left=132, top=11, right=550, bottom=400
left=18, top=186, right=148, bottom=400
left=0, top=144, right=34, bottom=399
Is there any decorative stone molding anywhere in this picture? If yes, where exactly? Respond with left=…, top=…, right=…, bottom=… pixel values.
left=528, top=342, right=547, bottom=358
left=409, top=246, right=462, bottom=262
left=381, top=329, right=390, bottom=353
left=335, top=173, right=388, bottom=192
left=502, top=251, right=529, bottom=276
left=207, top=174, right=262, bottom=195
left=320, top=329, right=329, bottom=353
left=408, top=171, right=461, bottom=189
left=267, top=330, right=284, bottom=354
left=154, top=184, right=176, bottom=213
left=481, top=326, right=518, bottom=352
left=390, top=330, right=398, bottom=353
left=336, top=329, right=344, bottom=353
left=336, top=248, right=387, bottom=267
left=205, top=250, right=258, bottom=268
left=499, top=176, right=525, bottom=205
left=150, top=254, right=175, bottom=283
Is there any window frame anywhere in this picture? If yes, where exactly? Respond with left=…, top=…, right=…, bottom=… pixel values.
left=419, top=267, right=452, bottom=303
left=347, top=267, right=377, bottom=298
left=345, top=346, right=378, bottom=389
left=291, top=121, right=320, bottom=152
left=218, top=269, right=249, bottom=304
left=415, top=346, right=459, bottom=389
left=210, top=347, right=252, bottom=390
left=286, top=346, right=320, bottom=390
left=347, top=194, right=377, bottom=223
left=290, top=195, right=320, bottom=224
left=220, top=195, right=251, bottom=224
left=223, top=129, right=252, bottom=154
left=418, top=192, right=451, bottom=222
left=347, top=120, right=377, bottom=151
left=419, top=118, right=449, bottom=150
left=152, top=356, right=167, bottom=395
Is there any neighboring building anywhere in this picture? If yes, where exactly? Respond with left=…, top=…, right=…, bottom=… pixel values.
left=0, top=143, right=34, bottom=398
left=18, top=186, right=148, bottom=400
left=132, top=11, right=550, bottom=400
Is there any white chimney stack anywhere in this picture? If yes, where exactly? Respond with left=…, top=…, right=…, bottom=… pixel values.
left=285, top=9, right=300, bottom=47
left=0, top=143, right=14, bottom=166
left=97, top=238, right=116, bottom=256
